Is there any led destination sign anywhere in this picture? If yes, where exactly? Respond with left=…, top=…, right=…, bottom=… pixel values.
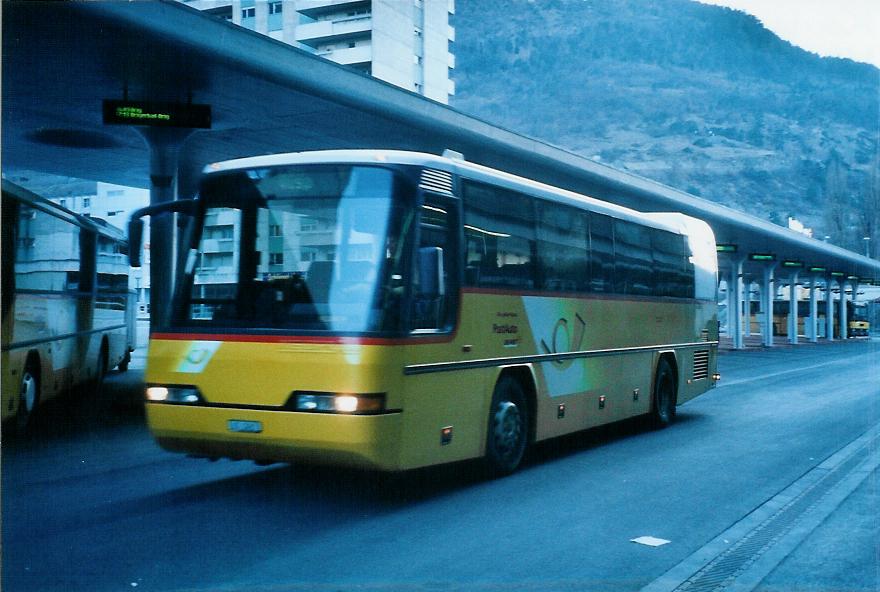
left=103, top=100, right=211, bottom=129
left=749, top=253, right=776, bottom=262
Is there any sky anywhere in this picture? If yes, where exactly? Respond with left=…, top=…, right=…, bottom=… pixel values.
left=696, top=0, right=880, bottom=68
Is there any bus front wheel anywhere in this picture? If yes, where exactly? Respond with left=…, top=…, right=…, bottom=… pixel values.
left=485, top=376, right=529, bottom=476
left=650, top=358, right=677, bottom=429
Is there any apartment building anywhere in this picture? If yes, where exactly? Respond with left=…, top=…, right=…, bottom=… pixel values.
left=181, top=0, right=455, bottom=103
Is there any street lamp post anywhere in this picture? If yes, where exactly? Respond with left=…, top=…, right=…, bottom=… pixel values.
left=864, top=236, right=871, bottom=258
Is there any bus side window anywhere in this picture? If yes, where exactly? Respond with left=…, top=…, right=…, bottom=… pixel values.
left=461, top=181, right=536, bottom=290
left=1, top=196, right=17, bottom=317
left=536, top=200, right=589, bottom=292
left=589, top=214, right=614, bottom=293
left=411, top=196, right=458, bottom=331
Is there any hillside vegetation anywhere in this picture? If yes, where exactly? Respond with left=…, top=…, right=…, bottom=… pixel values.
left=451, top=0, right=879, bottom=252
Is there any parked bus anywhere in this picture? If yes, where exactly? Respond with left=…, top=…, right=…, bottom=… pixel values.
left=2, top=180, right=135, bottom=433
left=770, top=300, right=869, bottom=338
left=131, top=150, right=719, bottom=474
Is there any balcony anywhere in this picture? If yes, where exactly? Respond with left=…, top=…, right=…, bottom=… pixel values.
left=318, top=44, right=372, bottom=66
left=298, top=0, right=371, bottom=20
left=296, top=16, right=372, bottom=48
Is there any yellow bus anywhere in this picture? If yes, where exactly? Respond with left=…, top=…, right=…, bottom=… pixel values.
left=2, top=180, right=135, bottom=434
left=132, top=150, right=719, bottom=474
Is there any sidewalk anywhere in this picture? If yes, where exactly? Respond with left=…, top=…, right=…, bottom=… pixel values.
left=718, top=334, right=874, bottom=351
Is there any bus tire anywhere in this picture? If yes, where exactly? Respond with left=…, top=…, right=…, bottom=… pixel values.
left=650, top=358, right=677, bottom=429
left=96, top=342, right=108, bottom=387
left=16, top=357, right=40, bottom=436
left=485, top=375, right=529, bottom=476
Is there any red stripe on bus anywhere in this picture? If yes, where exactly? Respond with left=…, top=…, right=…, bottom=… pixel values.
left=149, top=332, right=452, bottom=346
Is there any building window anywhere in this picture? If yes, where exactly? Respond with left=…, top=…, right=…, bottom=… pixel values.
left=269, top=252, right=283, bottom=266
left=348, top=41, right=357, bottom=48
left=83, top=197, right=91, bottom=208
left=269, top=2, right=283, bottom=15
left=242, top=7, right=256, bottom=18
left=59, top=199, right=67, bottom=208
left=269, top=224, right=282, bottom=237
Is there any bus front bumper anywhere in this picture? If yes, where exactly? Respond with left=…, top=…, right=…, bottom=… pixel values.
left=147, top=403, right=403, bottom=471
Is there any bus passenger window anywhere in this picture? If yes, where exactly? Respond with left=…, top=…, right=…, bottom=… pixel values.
left=589, top=214, right=614, bottom=293
left=536, top=201, right=589, bottom=292
left=462, top=181, right=536, bottom=290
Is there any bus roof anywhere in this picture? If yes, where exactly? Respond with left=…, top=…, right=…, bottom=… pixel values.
left=203, top=149, right=698, bottom=235
left=1, top=178, right=125, bottom=242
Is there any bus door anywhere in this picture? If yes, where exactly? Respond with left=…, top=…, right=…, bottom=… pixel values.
left=411, top=192, right=460, bottom=333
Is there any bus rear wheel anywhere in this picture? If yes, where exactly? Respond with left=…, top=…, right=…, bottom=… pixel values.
left=16, top=359, right=39, bottom=435
left=485, top=376, right=529, bottom=476
left=650, top=358, right=677, bottom=429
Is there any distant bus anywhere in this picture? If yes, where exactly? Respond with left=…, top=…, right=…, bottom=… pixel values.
left=132, top=150, right=719, bottom=474
left=848, top=301, right=870, bottom=337
left=2, top=180, right=135, bottom=433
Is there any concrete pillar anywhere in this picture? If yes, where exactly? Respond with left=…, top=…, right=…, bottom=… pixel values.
left=809, top=277, right=818, bottom=343
left=136, top=127, right=195, bottom=328
left=744, top=278, right=752, bottom=337
left=839, top=280, right=848, bottom=339
left=826, top=277, right=835, bottom=341
left=729, top=259, right=745, bottom=349
left=761, top=264, right=778, bottom=347
left=788, top=272, right=799, bottom=345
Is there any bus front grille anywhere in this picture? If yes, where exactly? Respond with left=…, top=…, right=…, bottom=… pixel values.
left=693, top=350, right=709, bottom=380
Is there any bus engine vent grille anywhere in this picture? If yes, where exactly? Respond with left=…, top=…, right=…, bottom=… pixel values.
left=420, top=169, right=454, bottom=195
left=693, top=350, right=709, bottom=381
left=701, top=329, right=709, bottom=342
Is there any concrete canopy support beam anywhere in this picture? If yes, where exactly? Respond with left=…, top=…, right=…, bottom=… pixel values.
left=788, top=272, right=799, bottom=345
left=839, top=280, right=848, bottom=339
left=809, top=277, right=818, bottom=343
left=826, top=277, right=835, bottom=341
left=136, top=127, right=195, bottom=328
left=762, top=264, right=778, bottom=347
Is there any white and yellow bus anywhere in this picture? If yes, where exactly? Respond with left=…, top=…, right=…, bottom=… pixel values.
left=133, top=150, right=718, bottom=474
left=2, top=180, right=135, bottom=434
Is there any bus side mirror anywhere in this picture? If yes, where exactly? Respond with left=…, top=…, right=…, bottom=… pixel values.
left=418, top=247, right=445, bottom=299
left=126, top=198, right=198, bottom=268
left=128, top=217, right=144, bottom=268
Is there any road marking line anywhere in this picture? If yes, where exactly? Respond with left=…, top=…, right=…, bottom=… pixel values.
left=718, top=352, right=876, bottom=388
left=632, top=536, right=672, bottom=547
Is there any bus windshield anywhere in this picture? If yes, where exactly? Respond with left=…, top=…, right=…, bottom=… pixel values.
left=174, top=165, right=412, bottom=334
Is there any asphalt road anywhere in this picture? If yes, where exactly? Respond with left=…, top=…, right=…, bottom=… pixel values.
left=3, top=339, right=878, bottom=592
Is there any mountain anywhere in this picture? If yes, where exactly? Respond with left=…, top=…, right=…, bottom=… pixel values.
left=450, top=0, right=880, bottom=250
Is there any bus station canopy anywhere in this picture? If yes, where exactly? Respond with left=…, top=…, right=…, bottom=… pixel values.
left=3, top=1, right=878, bottom=280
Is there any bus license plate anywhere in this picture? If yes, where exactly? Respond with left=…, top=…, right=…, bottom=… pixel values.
left=228, top=420, right=263, bottom=434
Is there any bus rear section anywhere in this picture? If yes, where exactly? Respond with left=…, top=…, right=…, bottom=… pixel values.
left=2, top=181, right=133, bottom=432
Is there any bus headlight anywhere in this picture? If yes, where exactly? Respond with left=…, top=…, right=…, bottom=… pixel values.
left=292, top=392, right=385, bottom=414
left=146, top=385, right=203, bottom=404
